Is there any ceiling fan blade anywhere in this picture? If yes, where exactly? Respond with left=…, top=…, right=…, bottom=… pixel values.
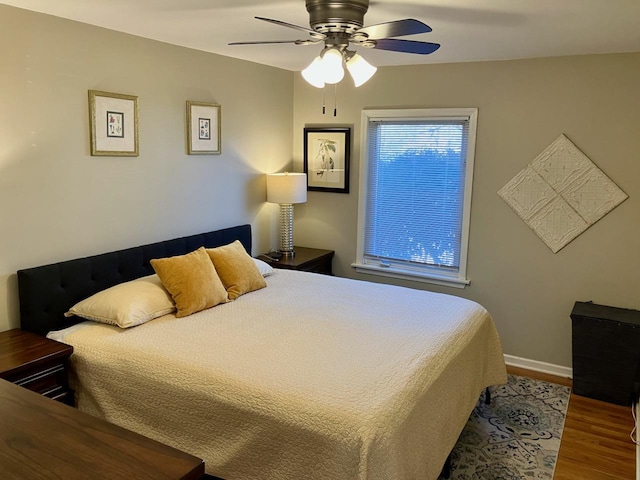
left=373, top=39, right=440, bottom=55
left=229, top=40, right=302, bottom=45
left=357, top=19, right=432, bottom=40
left=229, top=39, right=321, bottom=46
left=255, top=16, right=325, bottom=39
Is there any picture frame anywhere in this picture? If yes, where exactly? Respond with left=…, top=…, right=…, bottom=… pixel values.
left=304, top=127, right=351, bottom=193
left=88, top=90, right=139, bottom=156
left=187, top=101, right=221, bottom=155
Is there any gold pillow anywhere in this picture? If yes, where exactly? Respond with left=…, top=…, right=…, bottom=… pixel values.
left=207, top=240, right=266, bottom=300
left=150, top=247, right=228, bottom=317
left=65, top=275, right=175, bottom=328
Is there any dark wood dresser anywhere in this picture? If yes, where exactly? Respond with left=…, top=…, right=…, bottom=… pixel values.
left=261, top=246, right=334, bottom=274
left=571, top=301, right=640, bottom=405
left=0, top=329, right=74, bottom=404
left=0, top=378, right=205, bottom=479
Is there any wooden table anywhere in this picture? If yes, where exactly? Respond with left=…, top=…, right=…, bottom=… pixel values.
left=0, top=378, right=205, bottom=479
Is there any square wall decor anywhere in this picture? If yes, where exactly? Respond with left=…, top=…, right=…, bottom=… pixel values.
left=498, top=134, right=627, bottom=253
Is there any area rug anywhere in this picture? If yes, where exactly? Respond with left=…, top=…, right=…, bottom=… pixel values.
left=448, top=374, right=571, bottom=480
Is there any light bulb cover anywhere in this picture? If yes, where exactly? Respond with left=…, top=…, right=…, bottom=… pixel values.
left=346, top=52, right=377, bottom=87
left=320, top=48, right=345, bottom=84
left=301, top=56, right=325, bottom=88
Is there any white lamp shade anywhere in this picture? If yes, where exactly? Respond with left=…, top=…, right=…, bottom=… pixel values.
left=320, top=48, right=345, bottom=84
left=266, top=173, right=307, bottom=204
left=346, top=53, right=377, bottom=87
left=301, top=56, right=325, bottom=88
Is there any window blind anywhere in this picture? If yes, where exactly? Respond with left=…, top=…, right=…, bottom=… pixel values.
left=363, top=119, right=469, bottom=273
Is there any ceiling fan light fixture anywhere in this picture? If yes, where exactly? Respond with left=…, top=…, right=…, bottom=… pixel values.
left=302, top=56, right=326, bottom=88
left=319, top=48, right=345, bottom=84
left=345, top=52, right=377, bottom=87
left=233, top=4, right=440, bottom=95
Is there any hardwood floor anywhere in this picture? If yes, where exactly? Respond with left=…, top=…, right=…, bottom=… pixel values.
left=508, top=366, right=636, bottom=480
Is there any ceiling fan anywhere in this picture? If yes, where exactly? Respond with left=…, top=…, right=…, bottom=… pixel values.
left=229, top=0, right=440, bottom=88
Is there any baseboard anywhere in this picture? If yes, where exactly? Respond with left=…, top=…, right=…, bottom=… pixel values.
left=504, top=354, right=573, bottom=379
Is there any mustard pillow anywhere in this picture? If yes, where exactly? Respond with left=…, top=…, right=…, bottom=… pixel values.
left=65, top=274, right=175, bottom=328
left=207, top=240, right=266, bottom=300
left=150, top=247, right=228, bottom=317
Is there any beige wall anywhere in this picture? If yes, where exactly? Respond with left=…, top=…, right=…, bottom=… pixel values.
left=2, top=5, right=638, bottom=370
left=0, top=5, right=293, bottom=331
left=293, top=53, right=640, bottom=369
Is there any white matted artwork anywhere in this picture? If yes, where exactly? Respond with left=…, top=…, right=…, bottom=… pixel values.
left=88, top=90, right=139, bottom=156
left=187, top=101, right=221, bottom=155
left=498, top=134, right=627, bottom=253
left=303, top=127, right=351, bottom=193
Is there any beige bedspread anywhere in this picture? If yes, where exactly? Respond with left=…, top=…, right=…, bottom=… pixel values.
left=61, top=270, right=506, bottom=480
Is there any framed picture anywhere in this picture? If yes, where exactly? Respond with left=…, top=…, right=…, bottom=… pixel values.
left=88, top=90, right=139, bottom=156
left=304, top=127, right=351, bottom=193
left=187, top=101, right=221, bottom=155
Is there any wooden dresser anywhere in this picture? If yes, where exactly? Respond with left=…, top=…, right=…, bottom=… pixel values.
left=0, top=378, right=205, bottom=479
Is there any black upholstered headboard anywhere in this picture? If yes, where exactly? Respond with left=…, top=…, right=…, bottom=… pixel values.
left=17, top=224, right=252, bottom=336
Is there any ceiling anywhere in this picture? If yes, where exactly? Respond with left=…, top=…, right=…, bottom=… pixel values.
left=3, top=0, right=640, bottom=71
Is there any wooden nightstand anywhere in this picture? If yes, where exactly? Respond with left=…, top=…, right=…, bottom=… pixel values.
left=261, top=247, right=334, bottom=275
left=0, top=329, right=74, bottom=405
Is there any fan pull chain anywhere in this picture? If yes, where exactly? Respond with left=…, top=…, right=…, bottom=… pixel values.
left=322, top=86, right=326, bottom=115
left=320, top=85, right=337, bottom=116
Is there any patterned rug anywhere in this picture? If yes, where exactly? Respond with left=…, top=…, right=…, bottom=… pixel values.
left=447, top=374, right=571, bottom=480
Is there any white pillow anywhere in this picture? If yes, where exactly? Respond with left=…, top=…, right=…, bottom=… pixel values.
left=253, top=258, right=274, bottom=277
left=65, top=274, right=176, bottom=328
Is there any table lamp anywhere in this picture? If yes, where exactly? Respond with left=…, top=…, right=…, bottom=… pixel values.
left=266, top=172, right=307, bottom=258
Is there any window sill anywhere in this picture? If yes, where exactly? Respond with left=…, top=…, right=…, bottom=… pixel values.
left=351, top=263, right=470, bottom=289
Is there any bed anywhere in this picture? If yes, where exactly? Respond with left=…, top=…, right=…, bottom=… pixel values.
left=17, top=224, right=507, bottom=480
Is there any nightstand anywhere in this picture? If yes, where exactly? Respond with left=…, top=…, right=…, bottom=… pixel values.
left=261, top=247, right=334, bottom=275
left=0, top=329, right=74, bottom=405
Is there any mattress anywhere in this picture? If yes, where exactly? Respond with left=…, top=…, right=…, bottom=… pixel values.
left=57, top=269, right=507, bottom=480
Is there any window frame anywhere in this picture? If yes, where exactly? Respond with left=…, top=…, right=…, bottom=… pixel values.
left=353, top=108, right=478, bottom=289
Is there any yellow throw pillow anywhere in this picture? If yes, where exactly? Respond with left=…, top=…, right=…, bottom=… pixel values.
left=151, top=247, right=228, bottom=317
left=65, top=274, right=175, bottom=328
left=207, top=240, right=267, bottom=300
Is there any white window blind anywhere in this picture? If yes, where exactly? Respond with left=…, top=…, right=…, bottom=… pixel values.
left=355, top=109, right=477, bottom=287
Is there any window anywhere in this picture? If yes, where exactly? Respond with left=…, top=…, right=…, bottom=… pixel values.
left=354, top=108, right=478, bottom=288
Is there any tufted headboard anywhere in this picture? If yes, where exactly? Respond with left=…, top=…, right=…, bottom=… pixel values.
left=17, top=224, right=252, bottom=336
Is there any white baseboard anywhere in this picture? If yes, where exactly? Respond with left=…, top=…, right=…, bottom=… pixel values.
left=504, top=354, right=573, bottom=379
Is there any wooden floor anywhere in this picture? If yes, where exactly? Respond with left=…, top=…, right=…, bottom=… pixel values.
left=508, top=366, right=636, bottom=480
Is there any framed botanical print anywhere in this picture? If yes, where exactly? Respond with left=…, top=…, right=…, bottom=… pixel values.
left=187, top=101, right=221, bottom=155
left=303, top=127, right=351, bottom=193
left=88, top=90, right=139, bottom=156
